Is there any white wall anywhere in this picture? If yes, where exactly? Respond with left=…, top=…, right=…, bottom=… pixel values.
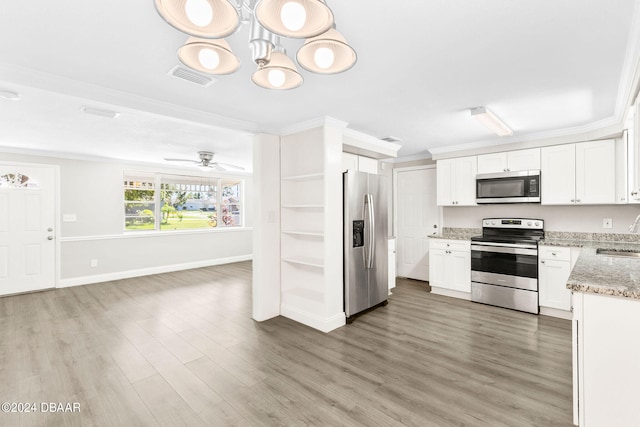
left=0, top=151, right=253, bottom=285
left=443, top=204, right=640, bottom=234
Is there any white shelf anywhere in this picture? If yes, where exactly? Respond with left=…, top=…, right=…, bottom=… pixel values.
left=282, top=230, right=324, bottom=237
left=281, top=173, right=324, bottom=181
left=282, top=256, right=324, bottom=268
left=281, top=204, right=324, bottom=209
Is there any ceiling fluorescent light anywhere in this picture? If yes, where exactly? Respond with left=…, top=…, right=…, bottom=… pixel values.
left=80, top=106, right=120, bottom=119
left=0, top=89, right=21, bottom=101
left=470, top=106, right=513, bottom=137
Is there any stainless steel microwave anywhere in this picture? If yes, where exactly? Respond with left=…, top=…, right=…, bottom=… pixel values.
left=476, top=170, right=540, bottom=204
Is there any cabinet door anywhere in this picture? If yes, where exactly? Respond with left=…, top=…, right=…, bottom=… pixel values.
left=575, top=140, right=615, bottom=204
left=428, top=249, right=446, bottom=287
left=507, top=148, right=541, bottom=171
left=477, top=152, right=508, bottom=174
left=436, top=159, right=454, bottom=206
left=539, top=259, right=572, bottom=310
left=453, top=156, right=478, bottom=206
left=541, top=144, right=576, bottom=205
left=342, top=152, right=359, bottom=172
left=449, top=250, right=471, bottom=292
left=358, top=156, right=378, bottom=174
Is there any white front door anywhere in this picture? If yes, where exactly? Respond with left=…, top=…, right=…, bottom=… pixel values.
left=0, top=164, right=57, bottom=295
left=395, top=167, right=440, bottom=281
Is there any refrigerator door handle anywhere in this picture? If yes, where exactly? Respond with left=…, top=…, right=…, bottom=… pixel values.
left=365, top=194, right=375, bottom=269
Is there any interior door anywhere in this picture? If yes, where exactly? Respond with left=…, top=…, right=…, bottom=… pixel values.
left=396, top=167, right=439, bottom=280
left=0, top=164, right=56, bottom=296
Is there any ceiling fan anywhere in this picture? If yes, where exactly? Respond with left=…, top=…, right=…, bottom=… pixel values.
left=164, top=151, right=245, bottom=171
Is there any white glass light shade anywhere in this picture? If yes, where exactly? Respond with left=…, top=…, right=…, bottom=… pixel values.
left=154, top=0, right=239, bottom=38
left=255, top=0, right=333, bottom=39
left=251, top=51, right=303, bottom=90
left=178, top=37, right=240, bottom=74
left=296, top=28, right=357, bottom=74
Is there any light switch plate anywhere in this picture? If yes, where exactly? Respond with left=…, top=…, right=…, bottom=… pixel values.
left=603, top=218, right=613, bottom=229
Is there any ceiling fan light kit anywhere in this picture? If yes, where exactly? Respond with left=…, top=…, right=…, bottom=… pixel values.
left=177, top=37, right=241, bottom=74
left=153, top=0, right=356, bottom=90
left=154, top=0, right=240, bottom=38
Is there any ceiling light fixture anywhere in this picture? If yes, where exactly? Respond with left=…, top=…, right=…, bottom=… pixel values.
left=470, top=106, right=513, bottom=137
left=0, top=89, right=21, bottom=101
left=154, top=0, right=356, bottom=90
left=80, top=106, right=120, bottom=119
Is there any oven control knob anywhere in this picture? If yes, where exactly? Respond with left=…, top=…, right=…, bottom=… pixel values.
left=491, top=221, right=496, bottom=226
left=535, top=221, right=540, bottom=226
left=527, top=221, right=532, bottom=226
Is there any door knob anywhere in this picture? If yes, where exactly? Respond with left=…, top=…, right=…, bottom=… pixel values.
left=47, top=236, right=54, bottom=240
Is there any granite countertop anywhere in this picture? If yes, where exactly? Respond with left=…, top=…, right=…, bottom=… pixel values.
left=428, top=227, right=481, bottom=241
left=536, top=232, right=640, bottom=300
left=566, top=242, right=640, bottom=300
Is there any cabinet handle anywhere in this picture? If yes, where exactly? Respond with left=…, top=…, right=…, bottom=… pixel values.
left=632, top=191, right=638, bottom=196
left=551, top=252, right=556, bottom=256
left=576, top=199, right=581, bottom=203
left=570, top=199, right=575, bottom=203
left=541, top=260, right=545, bottom=264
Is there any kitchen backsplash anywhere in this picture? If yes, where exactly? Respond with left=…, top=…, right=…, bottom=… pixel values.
left=443, top=204, right=640, bottom=234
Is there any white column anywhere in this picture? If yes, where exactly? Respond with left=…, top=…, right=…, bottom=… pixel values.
left=252, top=133, right=281, bottom=321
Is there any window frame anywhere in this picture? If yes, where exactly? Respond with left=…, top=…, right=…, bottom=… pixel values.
left=123, top=171, right=244, bottom=233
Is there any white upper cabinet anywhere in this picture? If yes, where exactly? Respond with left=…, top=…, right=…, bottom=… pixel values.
left=437, top=156, right=477, bottom=206
left=541, top=144, right=576, bottom=204
left=342, top=153, right=378, bottom=174
left=541, top=140, right=615, bottom=205
left=575, top=140, right=616, bottom=204
left=477, top=148, right=540, bottom=174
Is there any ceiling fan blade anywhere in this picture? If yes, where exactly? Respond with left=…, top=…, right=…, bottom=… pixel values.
left=164, top=158, right=200, bottom=163
left=213, top=162, right=245, bottom=171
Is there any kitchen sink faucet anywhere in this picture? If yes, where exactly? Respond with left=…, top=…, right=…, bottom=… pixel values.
left=629, top=213, right=640, bottom=232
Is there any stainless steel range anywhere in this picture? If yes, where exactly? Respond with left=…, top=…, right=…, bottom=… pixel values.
left=470, top=218, right=544, bottom=314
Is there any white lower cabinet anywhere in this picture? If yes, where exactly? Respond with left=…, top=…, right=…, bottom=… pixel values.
left=573, top=292, right=640, bottom=426
left=538, top=246, right=579, bottom=316
left=428, top=239, right=471, bottom=297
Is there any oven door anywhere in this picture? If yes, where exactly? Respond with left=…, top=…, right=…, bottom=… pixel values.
left=471, top=243, right=538, bottom=290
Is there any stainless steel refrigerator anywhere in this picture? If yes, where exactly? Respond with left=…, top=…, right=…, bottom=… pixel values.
left=344, top=170, right=389, bottom=321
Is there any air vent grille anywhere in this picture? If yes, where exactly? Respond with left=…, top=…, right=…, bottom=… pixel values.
left=168, top=66, right=216, bottom=87
left=381, top=136, right=402, bottom=143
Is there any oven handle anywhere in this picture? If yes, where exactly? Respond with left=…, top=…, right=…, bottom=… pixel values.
left=471, top=245, right=538, bottom=256
left=471, top=240, right=538, bottom=249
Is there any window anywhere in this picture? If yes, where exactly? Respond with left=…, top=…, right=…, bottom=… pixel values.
left=124, top=171, right=243, bottom=232
left=124, top=172, right=156, bottom=231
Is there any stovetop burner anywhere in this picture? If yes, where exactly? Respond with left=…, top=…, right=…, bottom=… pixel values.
left=474, top=218, right=545, bottom=246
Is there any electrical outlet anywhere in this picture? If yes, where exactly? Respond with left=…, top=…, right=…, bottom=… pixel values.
left=603, top=218, right=613, bottom=229
left=90, top=259, right=98, bottom=268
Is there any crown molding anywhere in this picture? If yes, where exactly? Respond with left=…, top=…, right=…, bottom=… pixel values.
left=276, top=116, right=349, bottom=136
left=0, top=145, right=253, bottom=176
left=0, top=62, right=260, bottom=135
left=429, top=115, right=623, bottom=158
left=389, top=152, right=433, bottom=164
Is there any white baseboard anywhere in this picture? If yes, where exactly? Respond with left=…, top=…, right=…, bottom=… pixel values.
left=58, top=255, right=252, bottom=288
left=280, top=304, right=346, bottom=333
left=540, top=306, right=573, bottom=320
left=430, top=287, right=471, bottom=300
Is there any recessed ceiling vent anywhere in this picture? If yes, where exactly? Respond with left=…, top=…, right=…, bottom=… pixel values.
left=381, top=136, right=402, bottom=143
left=168, top=65, right=217, bottom=87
